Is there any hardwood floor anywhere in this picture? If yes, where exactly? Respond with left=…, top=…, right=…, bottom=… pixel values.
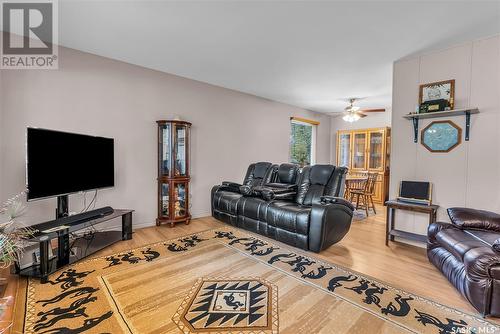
left=1, top=206, right=493, bottom=333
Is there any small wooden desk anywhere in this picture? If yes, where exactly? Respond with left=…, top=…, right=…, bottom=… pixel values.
left=385, top=200, right=439, bottom=246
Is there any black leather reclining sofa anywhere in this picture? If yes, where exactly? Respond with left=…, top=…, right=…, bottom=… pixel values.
left=211, top=162, right=354, bottom=252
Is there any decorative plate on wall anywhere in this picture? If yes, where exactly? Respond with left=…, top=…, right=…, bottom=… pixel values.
left=421, top=120, right=462, bottom=152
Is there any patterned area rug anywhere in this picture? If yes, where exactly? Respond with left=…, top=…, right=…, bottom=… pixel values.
left=18, top=227, right=498, bottom=334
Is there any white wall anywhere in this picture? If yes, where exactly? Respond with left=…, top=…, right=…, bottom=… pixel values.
left=390, top=35, right=500, bottom=237
left=0, top=45, right=332, bottom=227
left=330, top=110, right=392, bottom=164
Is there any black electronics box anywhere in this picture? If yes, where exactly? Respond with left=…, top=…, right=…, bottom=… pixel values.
left=419, top=99, right=449, bottom=113
left=397, top=181, right=432, bottom=205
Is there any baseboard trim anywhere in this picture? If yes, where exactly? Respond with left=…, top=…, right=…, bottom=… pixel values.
left=132, top=221, right=155, bottom=230
left=98, top=212, right=213, bottom=232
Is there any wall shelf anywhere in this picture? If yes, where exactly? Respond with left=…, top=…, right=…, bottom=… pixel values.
left=403, top=108, right=479, bottom=143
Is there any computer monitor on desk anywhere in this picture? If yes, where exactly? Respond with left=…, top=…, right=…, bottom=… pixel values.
left=397, top=181, right=432, bottom=205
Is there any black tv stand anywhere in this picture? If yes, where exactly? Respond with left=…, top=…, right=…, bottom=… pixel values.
left=15, top=208, right=133, bottom=283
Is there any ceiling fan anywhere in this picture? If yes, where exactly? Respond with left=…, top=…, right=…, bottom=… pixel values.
left=342, top=98, right=385, bottom=122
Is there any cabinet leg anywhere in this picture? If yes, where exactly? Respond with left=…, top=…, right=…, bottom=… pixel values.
left=185, top=219, right=190, bottom=225
left=169, top=222, right=175, bottom=228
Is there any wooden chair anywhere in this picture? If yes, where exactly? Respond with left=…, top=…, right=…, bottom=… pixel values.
left=345, top=174, right=367, bottom=200
left=349, top=172, right=377, bottom=216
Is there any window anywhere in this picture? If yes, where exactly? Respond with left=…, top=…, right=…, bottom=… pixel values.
left=289, top=118, right=317, bottom=166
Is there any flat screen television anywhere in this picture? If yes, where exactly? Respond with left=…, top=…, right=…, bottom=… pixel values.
left=26, top=128, right=114, bottom=201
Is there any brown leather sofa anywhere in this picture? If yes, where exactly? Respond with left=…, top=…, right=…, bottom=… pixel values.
left=428, top=207, right=500, bottom=317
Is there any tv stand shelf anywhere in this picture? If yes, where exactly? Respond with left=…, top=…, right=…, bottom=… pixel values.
left=15, top=209, right=133, bottom=282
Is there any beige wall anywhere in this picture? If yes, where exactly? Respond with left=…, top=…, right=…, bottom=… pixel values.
left=0, top=45, right=332, bottom=227
left=330, top=110, right=391, bottom=164
left=390, top=35, right=500, bottom=238
left=0, top=70, right=3, bottom=198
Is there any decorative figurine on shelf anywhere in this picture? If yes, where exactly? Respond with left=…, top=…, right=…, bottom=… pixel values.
left=174, top=201, right=181, bottom=217
left=174, top=160, right=181, bottom=176
left=173, top=188, right=185, bottom=217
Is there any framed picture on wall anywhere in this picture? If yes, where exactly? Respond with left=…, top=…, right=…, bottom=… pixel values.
left=421, top=120, right=462, bottom=153
left=419, top=79, right=455, bottom=109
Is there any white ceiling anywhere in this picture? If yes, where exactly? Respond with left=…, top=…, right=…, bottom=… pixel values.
left=56, top=1, right=500, bottom=114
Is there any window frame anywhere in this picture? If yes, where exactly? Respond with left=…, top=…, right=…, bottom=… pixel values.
left=289, top=118, right=317, bottom=166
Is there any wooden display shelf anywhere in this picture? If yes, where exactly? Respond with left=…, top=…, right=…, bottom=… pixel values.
left=336, top=127, right=390, bottom=204
left=403, top=108, right=479, bottom=142
left=156, top=120, right=192, bottom=227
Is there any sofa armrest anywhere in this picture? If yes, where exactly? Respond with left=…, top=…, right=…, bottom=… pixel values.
left=263, top=183, right=297, bottom=190
left=220, top=181, right=243, bottom=193
left=258, top=184, right=297, bottom=201
left=240, top=185, right=256, bottom=196
left=320, top=196, right=354, bottom=211
left=427, top=222, right=458, bottom=250
left=211, top=185, right=222, bottom=216
left=464, top=247, right=500, bottom=280
left=309, top=200, right=354, bottom=252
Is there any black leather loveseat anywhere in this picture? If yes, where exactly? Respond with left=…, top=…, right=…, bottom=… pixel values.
left=211, top=162, right=354, bottom=252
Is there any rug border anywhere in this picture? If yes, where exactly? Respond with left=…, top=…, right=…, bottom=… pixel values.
left=98, top=275, right=136, bottom=334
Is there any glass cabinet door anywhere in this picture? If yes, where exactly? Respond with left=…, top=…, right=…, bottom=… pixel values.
left=174, top=183, right=187, bottom=218
left=160, top=182, right=169, bottom=217
left=338, top=133, right=351, bottom=168
left=368, top=131, right=384, bottom=170
left=174, top=125, right=188, bottom=176
left=352, top=132, right=367, bottom=169
left=159, top=124, right=171, bottom=176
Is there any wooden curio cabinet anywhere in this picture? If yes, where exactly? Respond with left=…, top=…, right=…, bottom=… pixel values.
left=157, top=120, right=191, bottom=227
left=336, top=127, right=391, bottom=204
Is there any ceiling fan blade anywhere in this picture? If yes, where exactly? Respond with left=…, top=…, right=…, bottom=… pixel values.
left=359, top=108, right=385, bottom=113
left=358, top=112, right=368, bottom=118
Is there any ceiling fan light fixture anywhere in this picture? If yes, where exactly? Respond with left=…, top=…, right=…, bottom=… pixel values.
left=342, top=113, right=361, bottom=122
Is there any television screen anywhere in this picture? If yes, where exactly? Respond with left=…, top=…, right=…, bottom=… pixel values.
left=399, top=181, right=431, bottom=201
left=26, top=128, right=114, bottom=200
